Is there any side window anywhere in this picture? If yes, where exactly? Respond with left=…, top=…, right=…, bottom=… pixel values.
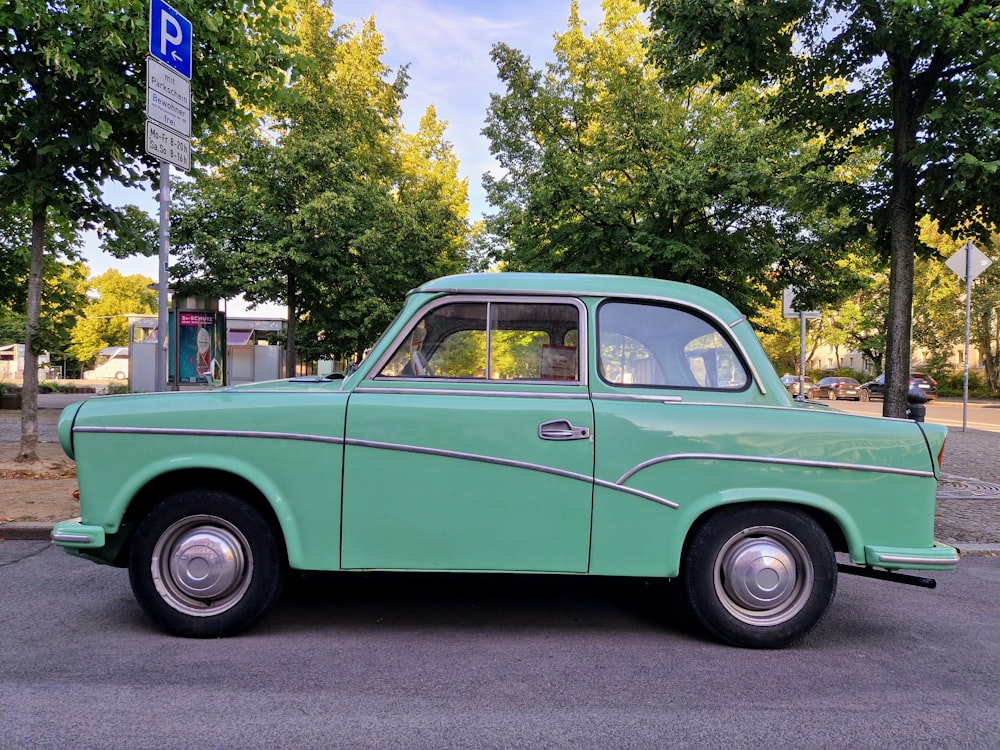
left=378, top=300, right=580, bottom=382
left=598, top=301, right=748, bottom=390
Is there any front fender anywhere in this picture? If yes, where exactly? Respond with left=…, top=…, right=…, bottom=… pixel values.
left=80, top=452, right=316, bottom=571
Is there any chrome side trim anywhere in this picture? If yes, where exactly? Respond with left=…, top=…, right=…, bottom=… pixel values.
left=344, top=437, right=593, bottom=483
left=592, top=394, right=800, bottom=407
left=72, top=425, right=680, bottom=510
left=591, top=392, right=685, bottom=403
left=355, top=387, right=590, bottom=400
left=73, top=425, right=346, bottom=445
left=593, top=478, right=680, bottom=509
left=617, top=452, right=936, bottom=483
left=345, top=439, right=680, bottom=507
left=877, top=554, right=957, bottom=567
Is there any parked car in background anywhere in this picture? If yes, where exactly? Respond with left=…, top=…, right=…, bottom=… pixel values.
left=52, top=273, right=958, bottom=649
left=82, top=346, right=129, bottom=381
left=780, top=374, right=816, bottom=398
left=859, top=373, right=938, bottom=402
left=813, top=376, right=862, bottom=401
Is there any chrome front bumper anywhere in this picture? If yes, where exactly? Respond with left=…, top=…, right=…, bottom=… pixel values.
left=51, top=518, right=106, bottom=548
left=864, top=541, right=960, bottom=570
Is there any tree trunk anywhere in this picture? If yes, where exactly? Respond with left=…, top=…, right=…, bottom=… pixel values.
left=17, top=202, right=46, bottom=462
left=285, top=271, right=297, bottom=378
left=979, top=305, right=998, bottom=392
left=883, top=65, right=919, bottom=419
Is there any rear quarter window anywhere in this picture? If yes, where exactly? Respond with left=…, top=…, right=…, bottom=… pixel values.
left=597, top=300, right=748, bottom=391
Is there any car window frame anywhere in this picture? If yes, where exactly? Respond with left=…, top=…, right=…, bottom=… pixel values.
left=594, top=298, right=752, bottom=393
left=369, top=294, right=589, bottom=386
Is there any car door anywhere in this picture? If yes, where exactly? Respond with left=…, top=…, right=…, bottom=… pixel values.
left=587, top=299, right=762, bottom=577
left=341, top=296, right=595, bottom=572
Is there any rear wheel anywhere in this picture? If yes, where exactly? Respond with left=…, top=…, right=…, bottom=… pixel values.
left=859, top=389, right=870, bottom=402
left=684, top=506, right=836, bottom=648
left=128, top=489, right=285, bottom=637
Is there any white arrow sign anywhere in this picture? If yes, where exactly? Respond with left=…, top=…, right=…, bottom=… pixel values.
left=946, top=241, right=993, bottom=282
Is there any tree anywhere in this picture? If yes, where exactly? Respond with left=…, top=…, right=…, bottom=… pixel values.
left=69, top=269, right=157, bottom=366
left=482, top=0, right=864, bottom=315
left=0, top=200, right=88, bottom=371
left=918, top=216, right=1000, bottom=390
left=1, top=0, right=294, bottom=459
left=647, top=0, right=1000, bottom=417
left=171, top=1, right=470, bottom=370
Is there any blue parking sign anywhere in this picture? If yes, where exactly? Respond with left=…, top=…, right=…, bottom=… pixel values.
left=149, top=0, right=192, bottom=80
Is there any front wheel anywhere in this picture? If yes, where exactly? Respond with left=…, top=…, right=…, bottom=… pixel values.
left=128, top=489, right=285, bottom=637
left=859, top=389, right=870, bottom=402
left=684, top=506, right=836, bottom=648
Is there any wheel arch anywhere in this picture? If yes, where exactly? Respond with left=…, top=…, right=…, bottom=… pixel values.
left=676, top=495, right=854, bottom=574
left=111, top=467, right=293, bottom=568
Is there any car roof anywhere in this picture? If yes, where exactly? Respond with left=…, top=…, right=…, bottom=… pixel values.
left=414, top=273, right=745, bottom=316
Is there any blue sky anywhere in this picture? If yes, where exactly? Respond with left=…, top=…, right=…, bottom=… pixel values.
left=93, top=0, right=605, bottom=309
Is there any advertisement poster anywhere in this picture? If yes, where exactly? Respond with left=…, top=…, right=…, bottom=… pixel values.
left=170, top=311, right=225, bottom=384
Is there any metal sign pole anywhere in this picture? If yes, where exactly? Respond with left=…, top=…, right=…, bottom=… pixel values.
left=963, top=242, right=971, bottom=432
left=799, top=313, right=807, bottom=398
left=945, top=240, right=993, bottom=432
left=155, top=161, right=170, bottom=392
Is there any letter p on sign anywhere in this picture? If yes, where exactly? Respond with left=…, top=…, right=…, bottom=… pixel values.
left=149, top=0, right=192, bottom=79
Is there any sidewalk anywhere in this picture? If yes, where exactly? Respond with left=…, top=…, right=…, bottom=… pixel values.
left=2, top=393, right=999, bottom=553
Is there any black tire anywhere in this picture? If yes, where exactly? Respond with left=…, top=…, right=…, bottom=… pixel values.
left=128, top=489, right=285, bottom=638
left=859, top=389, right=870, bottom=402
left=828, top=390, right=837, bottom=400
left=683, top=506, right=836, bottom=648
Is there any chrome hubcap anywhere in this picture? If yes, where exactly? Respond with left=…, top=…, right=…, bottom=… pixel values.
left=152, top=515, right=253, bottom=617
left=169, top=527, right=245, bottom=600
left=714, top=526, right=812, bottom=626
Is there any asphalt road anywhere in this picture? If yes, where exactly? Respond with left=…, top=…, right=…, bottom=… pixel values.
left=832, top=396, right=1000, bottom=433
left=2, top=541, right=997, bottom=749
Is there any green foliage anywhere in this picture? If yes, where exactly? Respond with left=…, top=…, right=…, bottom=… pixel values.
left=0, top=201, right=88, bottom=352
left=68, top=269, right=157, bottom=365
left=937, top=369, right=994, bottom=399
left=647, top=0, right=1000, bottom=415
left=0, top=0, right=295, bottom=218
left=171, top=1, right=471, bottom=366
left=1, top=0, right=296, bottom=457
left=483, top=0, right=864, bottom=314
left=918, top=217, right=1000, bottom=392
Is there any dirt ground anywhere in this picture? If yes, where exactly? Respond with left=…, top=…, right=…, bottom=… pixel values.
left=0, top=420, right=79, bottom=523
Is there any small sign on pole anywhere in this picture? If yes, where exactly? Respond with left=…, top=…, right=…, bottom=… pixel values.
left=781, top=287, right=820, bottom=320
left=782, top=287, right=820, bottom=399
left=146, top=0, right=194, bottom=391
left=946, top=241, right=994, bottom=431
left=146, top=57, right=191, bottom=136
left=149, top=0, right=193, bottom=80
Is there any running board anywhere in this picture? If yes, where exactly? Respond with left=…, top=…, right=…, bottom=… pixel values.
left=837, top=563, right=937, bottom=589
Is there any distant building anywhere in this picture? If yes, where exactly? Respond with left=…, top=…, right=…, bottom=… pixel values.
left=0, top=344, right=51, bottom=381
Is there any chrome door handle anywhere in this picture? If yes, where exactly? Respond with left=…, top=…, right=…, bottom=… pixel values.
left=538, top=419, right=591, bottom=441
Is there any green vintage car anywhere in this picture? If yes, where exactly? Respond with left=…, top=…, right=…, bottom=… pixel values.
left=52, top=273, right=958, bottom=647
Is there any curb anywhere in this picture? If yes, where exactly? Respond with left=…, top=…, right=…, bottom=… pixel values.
left=3, top=523, right=998, bottom=556
left=1, top=522, right=57, bottom=541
